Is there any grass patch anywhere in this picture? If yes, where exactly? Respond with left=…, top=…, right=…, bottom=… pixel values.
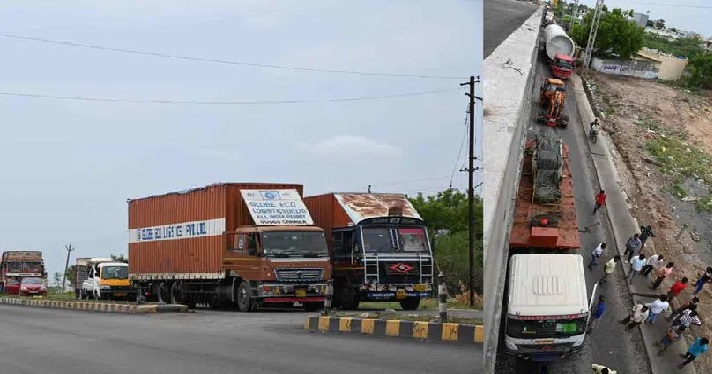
left=645, top=134, right=712, bottom=185
left=695, top=196, right=712, bottom=213
left=331, top=310, right=482, bottom=326
left=358, top=298, right=482, bottom=311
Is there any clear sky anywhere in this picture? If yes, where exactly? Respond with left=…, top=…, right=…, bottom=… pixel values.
left=579, top=0, right=712, bottom=37
left=0, top=0, right=482, bottom=280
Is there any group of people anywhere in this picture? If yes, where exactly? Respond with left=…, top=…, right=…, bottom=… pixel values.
left=586, top=217, right=712, bottom=370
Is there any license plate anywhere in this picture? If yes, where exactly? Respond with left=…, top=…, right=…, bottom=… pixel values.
left=396, top=290, right=406, bottom=299
left=29, top=291, right=38, bottom=294
left=295, top=289, right=306, bottom=298
left=414, top=284, right=427, bottom=292
left=115, top=293, right=127, bottom=297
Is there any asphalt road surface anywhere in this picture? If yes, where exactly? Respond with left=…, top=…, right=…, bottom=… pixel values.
left=493, top=42, right=651, bottom=374
left=484, top=0, right=538, bottom=58
left=0, top=305, right=482, bottom=374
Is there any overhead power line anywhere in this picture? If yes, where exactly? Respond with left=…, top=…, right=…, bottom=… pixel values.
left=449, top=105, right=469, bottom=189
left=0, top=88, right=461, bottom=106
left=0, top=32, right=466, bottom=80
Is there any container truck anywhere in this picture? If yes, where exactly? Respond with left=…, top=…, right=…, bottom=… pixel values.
left=502, top=132, right=596, bottom=362
left=128, top=183, right=331, bottom=312
left=0, top=251, right=46, bottom=293
left=303, top=193, right=433, bottom=310
left=541, top=24, right=576, bottom=80
left=77, top=257, right=135, bottom=300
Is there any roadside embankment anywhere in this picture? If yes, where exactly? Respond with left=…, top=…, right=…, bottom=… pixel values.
left=482, top=6, right=543, bottom=374
left=0, top=297, right=189, bottom=314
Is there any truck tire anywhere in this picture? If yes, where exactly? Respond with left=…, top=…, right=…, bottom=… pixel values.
left=208, top=295, right=221, bottom=310
left=303, top=302, right=323, bottom=312
left=399, top=297, right=421, bottom=311
left=236, top=281, right=255, bottom=312
left=339, top=288, right=360, bottom=310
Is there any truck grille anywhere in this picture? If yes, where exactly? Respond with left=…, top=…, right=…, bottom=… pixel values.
left=275, top=268, right=323, bottom=283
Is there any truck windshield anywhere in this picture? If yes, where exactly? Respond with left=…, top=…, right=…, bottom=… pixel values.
left=555, top=59, right=573, bottom=69
left=506, top=316, right=587, bottom=339
left=101, top=266, right=129, bottom=280
left=262, top=231, right=329, bottom=258
left=21, top=277, right=43, bottom=285
left=7, top=262, right=43, bottom=273
left=362, top=227, right=430, bottom=253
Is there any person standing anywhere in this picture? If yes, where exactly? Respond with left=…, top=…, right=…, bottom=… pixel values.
left=639, top=225, right=655, bottom=249
left=588, top=242, right=607, bottom=269
left=589, top=295, right=607, bottom=332
left=618, top=304, right=649, bottom=331
left=599, top=255, right=621, bottom=285
left=645, top=295, right=670, bottom=325
left=593, top=190, right=607, bottom=214
left=628, top=254, right=647, bottom=282
left=667, top=277, right=689, bottom=303
left=670, top=296, right=700, bottom=321
left=655, top=324, right=686, bottom=356
left=678, top=337, right=710, bottom=368
left=693, top=267, right=712, bottom=296
left=651, top=262, right=674, bottom=290
left=641, top=254, right=663, bottom=277
left=623, top=234, right=642, bottom=263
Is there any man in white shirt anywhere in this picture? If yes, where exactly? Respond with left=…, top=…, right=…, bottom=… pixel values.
left=619, top=304, right=649, bottom=331
left=628, top=254, right=647, bottom=283
left=640, top=254, right=664, bottom=277
left=645, top=295, right=670, bottom=325
left=588, top=242, right=607, bottom=270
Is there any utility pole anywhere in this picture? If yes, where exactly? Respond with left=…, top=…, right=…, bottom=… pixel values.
left=459, top=75, right=481, bottom=307
left=583, top=0, right=605, bottom=77
left=568, top=0, right=579, bottom=31
left=61, top=243, right=75, bottom=293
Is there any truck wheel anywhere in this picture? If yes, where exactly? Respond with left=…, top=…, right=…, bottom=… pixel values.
left=236, top=281, right=255, bottom=312
left=339, top=288, right=360, bottom=310
left=399, top=297, right=421, bottom=311
left=303, top=302, right=323, bottom=312
left=208, top=295, right=221, bottom=310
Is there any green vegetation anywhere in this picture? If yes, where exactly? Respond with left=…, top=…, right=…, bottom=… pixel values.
left=409, top=189, right=483, bottom=295
left=642, top=116, right=712, bottom=210
left=359, top=297, right=482, bottom=311
left=687, top=53, right=712, bottom=90
left=570, top=8, right=645, bottom=60
left=643, top=34, right=705, bottom=59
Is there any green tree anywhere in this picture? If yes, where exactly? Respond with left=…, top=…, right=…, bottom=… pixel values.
left=654, top=19, right=666, bottom=29
left=687, top=53, right=712, bottom=90
left=646, top=19, right=654, bottom=28
left=409, top=189, right=483, bottom=294
left=64, top=265, right=77, bottom=289
left=110, top=253, right=127, bottom=262
left=570, top=8, right=646, bottom=59
left=644, top=34, right=704, bottom=59
left=53, top=271, right=62, bottom=287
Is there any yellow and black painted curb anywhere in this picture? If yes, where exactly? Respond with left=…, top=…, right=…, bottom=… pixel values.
left=0, top=298, right=189, bottom=314
left=304, top=316, right=484, bottom=344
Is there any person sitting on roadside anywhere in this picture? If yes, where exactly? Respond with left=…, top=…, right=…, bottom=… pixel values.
left=671, top=308, right=702, bottom=329
left=590, top=118, right=600, bottom=133
left=618, top=304, right=649, bottom=331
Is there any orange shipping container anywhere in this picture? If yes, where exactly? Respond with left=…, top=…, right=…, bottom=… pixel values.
left=128, top=183, right=304, bottom=278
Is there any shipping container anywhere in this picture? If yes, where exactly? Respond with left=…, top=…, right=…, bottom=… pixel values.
left=303, top=193, right=432, bottom=310
left=129, top=183, right=304, bottom=277
left=129, top=183, right=330, bottom=312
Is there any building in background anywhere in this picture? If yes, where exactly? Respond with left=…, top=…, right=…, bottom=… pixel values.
left=631, top=12, right=649, bottom=28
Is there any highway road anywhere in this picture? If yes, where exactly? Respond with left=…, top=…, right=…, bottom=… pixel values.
left=484, top=0, right=538, bottom=58
left=493, top=47, right=651, bottom=374
left=0, top=305, right=482, bottom=374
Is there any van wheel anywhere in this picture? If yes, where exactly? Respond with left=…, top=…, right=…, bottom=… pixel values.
left=237, top=281, right=255, bottom=312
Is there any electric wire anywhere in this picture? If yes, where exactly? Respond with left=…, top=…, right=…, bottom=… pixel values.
left=449, top=105, right=469, bottom=189
left=0, top=32, right=467, bottom=80
left=0, top=88, right=461, bottom=106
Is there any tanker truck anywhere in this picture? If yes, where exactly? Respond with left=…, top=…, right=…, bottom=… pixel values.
left=541, top=24, right=576, bottom=80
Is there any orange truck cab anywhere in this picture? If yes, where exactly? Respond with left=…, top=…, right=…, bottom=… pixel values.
left=304, top=193, right=434, bottom=311
left=551, top=53, right=574, bottom=80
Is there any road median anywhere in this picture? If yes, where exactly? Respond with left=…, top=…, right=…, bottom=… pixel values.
left=0, top=297, right=189, bottom=314
left=304, top=315, right=483, bottom=344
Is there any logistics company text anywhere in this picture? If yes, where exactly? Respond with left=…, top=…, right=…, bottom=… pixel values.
left=136, top=222, right=208, bottom=242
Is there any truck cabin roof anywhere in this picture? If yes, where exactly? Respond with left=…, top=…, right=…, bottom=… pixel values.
left=234, top=225, right=325, bottom=233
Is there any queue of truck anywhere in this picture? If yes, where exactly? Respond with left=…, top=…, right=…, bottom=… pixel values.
left=2, top=182, right=435, bottom=313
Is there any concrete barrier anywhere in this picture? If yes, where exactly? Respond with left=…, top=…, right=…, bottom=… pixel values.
left=304, top=316, right=484, bottom=344
left=482, top=7, right=543, bottom=374
left=0, top=297, right=189, bottom=314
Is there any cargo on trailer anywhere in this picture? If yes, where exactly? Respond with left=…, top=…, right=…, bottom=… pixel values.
left=304, top=193, right=434, bottom=310
left=128, top=183, right=331, bottom=312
